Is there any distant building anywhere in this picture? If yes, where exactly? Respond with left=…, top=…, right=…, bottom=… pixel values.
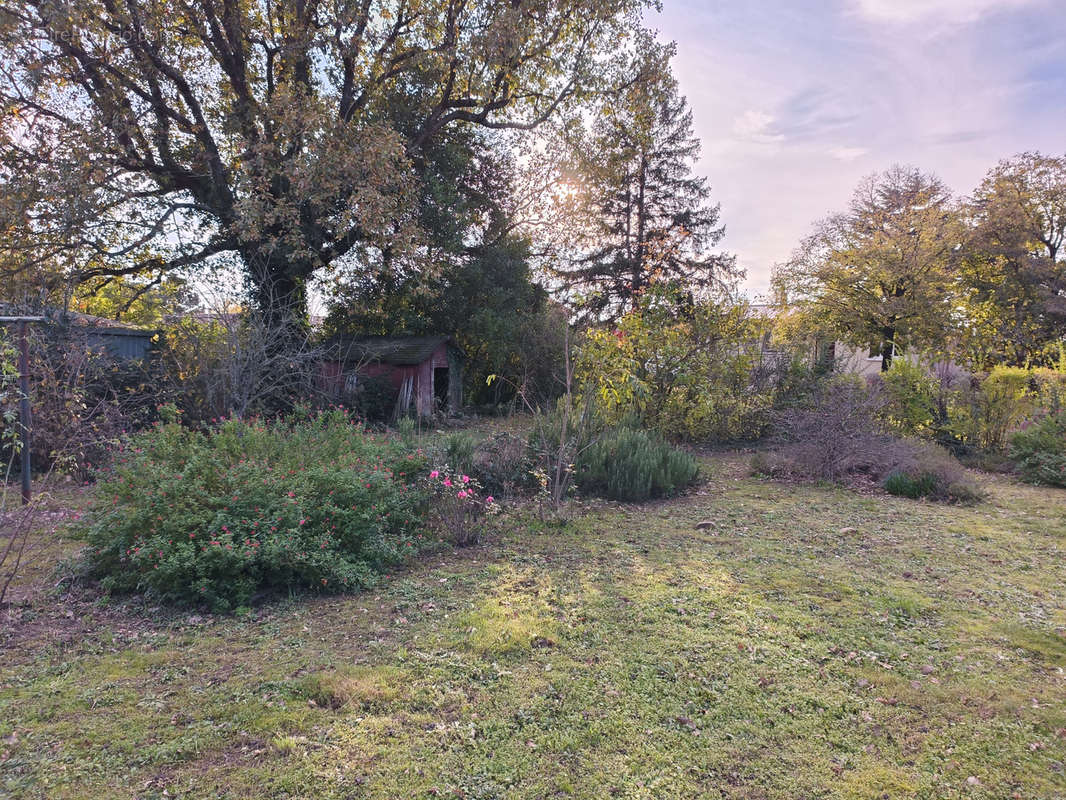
left=321, top=335, right=463, bottom=418
left=747, top=303, right=968, bottom=379
left=0, top=307, right=160, bottom=361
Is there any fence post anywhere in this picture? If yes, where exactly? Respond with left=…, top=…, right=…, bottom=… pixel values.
left=17, top=320, right=31, bottom=505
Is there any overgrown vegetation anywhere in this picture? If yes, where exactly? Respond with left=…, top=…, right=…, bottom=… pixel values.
left=755, top=378, right=982, bottom=503
left=577, top=284, right=795, bottom=442
left=0, top=322, right=159, bottom=479
left=81, top=408, right=428, bottom=611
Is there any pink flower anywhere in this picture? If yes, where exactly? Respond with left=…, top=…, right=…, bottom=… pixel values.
left=485, top=496, right=494, bottom=504
left=443, top=477, right=452, bottom=487
left=457, top=490, right=467, bottom=499
left=429, top=470, right=439, bottom=479
left=461, top=475, right=470, bottom=483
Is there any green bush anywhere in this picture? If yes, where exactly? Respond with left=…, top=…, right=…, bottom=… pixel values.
left=951, top=366, right=1034, bottom=451
left=81, top=410, right=428, bottom=610
left=575, top=285, right=780, bottom=443
left=880, top=359, right=938, bottom=437
left=1009, top=413, right=1066, bottom=487
left=577, top=427, right=699, bottom=502
left=883, top=470, right=938, bottom=499
left=439, top=431, right=477, bottom=475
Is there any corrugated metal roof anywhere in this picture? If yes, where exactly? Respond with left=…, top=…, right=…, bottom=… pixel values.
left=0, top=304, right=157, bottom=335
left=324, top=335, right=460, bottom=366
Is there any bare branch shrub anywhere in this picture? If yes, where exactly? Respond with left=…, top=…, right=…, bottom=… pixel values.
left=770, top=377, right=891, bottom=482
left=0, top=320, right=154, bottom=481
left=0, top=327, right=130, bottom=604
left=761, top=376, right=982, bottom=502
left=163, top=292, right=328, bottom=423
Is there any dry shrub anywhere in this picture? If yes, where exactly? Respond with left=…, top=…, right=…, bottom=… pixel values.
left=471, top=432, right=530, bottom=498
left=771, top=378, right=889, bottom=482
left=762, top=378, right=982, bottom=502
left=0, top=324, right=155, bottom=480
left=883, top=439, right=984, bottom=503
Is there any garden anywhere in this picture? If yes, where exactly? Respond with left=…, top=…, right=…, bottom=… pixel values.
left=1, top=3, right=1066, bottom=797
left=2, top=309, right=1066, bottom=798
left=1, top=437, right=1064, bottom=799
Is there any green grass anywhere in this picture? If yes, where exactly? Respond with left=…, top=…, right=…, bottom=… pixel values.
left=1, top=454, right=1065, bottom=799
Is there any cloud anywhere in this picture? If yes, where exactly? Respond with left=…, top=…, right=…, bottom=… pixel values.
left=851, top=0, right=1037, bottom=25
left=732, top=110, right=784, bottom=144
left=773, top=87, right=860, bottom=140
left=730, top=89, right=860, bottom=150
left=829, top=147, right=869, bottom=162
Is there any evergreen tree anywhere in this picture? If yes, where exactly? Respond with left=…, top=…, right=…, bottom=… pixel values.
left=554, top=35, right=736, bottom=321
left=324, top=127, right=563, bottom=407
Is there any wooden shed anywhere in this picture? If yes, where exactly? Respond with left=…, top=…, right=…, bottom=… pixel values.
left=0, top=307, right=159, bottom=361
left=322, top=335, right=463, bottom=418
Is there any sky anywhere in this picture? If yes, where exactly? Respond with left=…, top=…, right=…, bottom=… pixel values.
left=646, top=0, right=1066, bottom=298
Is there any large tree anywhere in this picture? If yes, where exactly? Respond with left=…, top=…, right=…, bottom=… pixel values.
left=551, top=33, right=735, bottom=321
left=0, top=0, right=644, bottom=335
left=774, top=166, right=961, bottom=371
left=959, top=152, right=1066, bottom=368
left=324, top=122, right=562, bottom=407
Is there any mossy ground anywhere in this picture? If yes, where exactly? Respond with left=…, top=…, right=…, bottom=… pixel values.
left=1, top=454, right=1064, bottom=799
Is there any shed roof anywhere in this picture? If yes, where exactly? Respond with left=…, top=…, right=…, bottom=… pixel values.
left=0, top=305, right=157, bottom=337
left=324, top=335, right=460, bottom=366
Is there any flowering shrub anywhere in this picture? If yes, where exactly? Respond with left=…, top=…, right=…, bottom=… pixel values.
left=424, top=468, right=496, bottom=546
left=81, top=409, right=429, bottom=610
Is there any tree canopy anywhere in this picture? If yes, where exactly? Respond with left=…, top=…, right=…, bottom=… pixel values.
left=0, top=0, right=646, bottom=333
left=959, top=152, right=1066, bottom=367
left=774, top=166, right=962, bottom=371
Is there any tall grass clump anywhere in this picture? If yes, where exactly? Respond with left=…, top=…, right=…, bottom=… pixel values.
left=81, top=408, right=428, bottom=611
left=577, top=427, right=699, bottom=502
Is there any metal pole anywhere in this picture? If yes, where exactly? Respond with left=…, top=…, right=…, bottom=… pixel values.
left=17, top=320, right=31, bottom=505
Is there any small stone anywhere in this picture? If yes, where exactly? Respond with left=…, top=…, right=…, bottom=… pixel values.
left=920, top=664, right=935, bottom=675
left=695, top=520, right=717, bottom=530
left=966, top=776, right=981, bottom=787
left=838, top=527, right=857, bottom=535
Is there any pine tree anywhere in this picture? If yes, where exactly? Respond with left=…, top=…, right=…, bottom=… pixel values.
left=554, top=36, right=736, bottom=321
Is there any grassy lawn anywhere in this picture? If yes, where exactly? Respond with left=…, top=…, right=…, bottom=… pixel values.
left=1, top=454, right=1064, bottom=799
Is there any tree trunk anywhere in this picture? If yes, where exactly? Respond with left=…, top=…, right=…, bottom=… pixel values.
left=244, top=252, right=311, bottom=343
left=633, top=154, right=648, bottom=311
left=880, top=326, right=895, bottom=372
